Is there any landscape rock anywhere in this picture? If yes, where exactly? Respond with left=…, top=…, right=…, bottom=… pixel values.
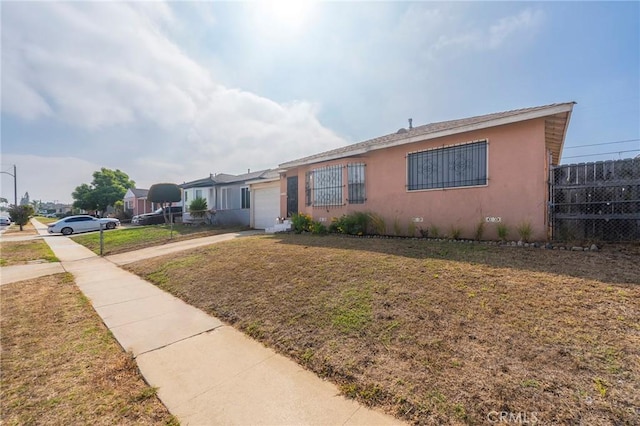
left=571, top=246, right=583, bottom=251
left=590, top=244, right=599, bottom=251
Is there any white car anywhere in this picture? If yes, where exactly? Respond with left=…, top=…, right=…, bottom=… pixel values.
left=0, top=217, right=10, bottom=226
left=47, top=215, right=120, bottom=235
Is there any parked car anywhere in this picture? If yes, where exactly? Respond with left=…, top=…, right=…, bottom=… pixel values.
left=132, top=206, right=183, bottom=226
left=48, top=215, right=120, bottom=235
left=0, top=217, right=11, bottom=226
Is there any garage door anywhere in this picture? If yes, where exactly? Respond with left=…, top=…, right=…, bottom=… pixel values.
left=254, top=184, right=280, bottom=229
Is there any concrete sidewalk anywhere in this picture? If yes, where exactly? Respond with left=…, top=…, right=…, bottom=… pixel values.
left=26, top=219, right=402, bottom=425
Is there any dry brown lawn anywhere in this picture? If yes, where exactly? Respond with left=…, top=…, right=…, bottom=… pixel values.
left=2, top=220, right=39, bottom=235
left=125, top=235, right=639, bottom=425
left=0, top=239, right=59, bottom=266
left=1, top=274, right=177, bottom=425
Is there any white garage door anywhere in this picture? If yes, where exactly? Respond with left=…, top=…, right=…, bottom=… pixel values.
left=254, top=184, right=280, bottom=229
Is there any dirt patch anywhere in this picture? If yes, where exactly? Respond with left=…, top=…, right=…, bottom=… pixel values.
left=0, top=274, right=177, bottom=425
left=2, top=220, right=39, bottom=236
left=125, top=234, right=639, bottom=425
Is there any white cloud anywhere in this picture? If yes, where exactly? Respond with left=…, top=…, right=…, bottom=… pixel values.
left=487, top=9, right=545, bottom=49
left=425, top=8, right=545, bottom=55
left=1, top=2, right=347, bottom=200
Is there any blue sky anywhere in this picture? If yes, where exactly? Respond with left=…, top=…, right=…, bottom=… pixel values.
left=1, top=1, right=638, bottom=204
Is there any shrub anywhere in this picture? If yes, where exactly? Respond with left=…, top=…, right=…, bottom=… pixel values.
left=496, top=223, right=509, bottom=241
left=8, top=204, right=34, bottom=231
left=474, top=221, right=485, bottom=241
left=368, top=213, right=386, bottom=235
left=309, top=221, right=327, bottom=235
left=449, top=226, right=462, bottom=240
left=291, top=213, right=313, bottom=233
left=189, top=197, right=208, bottom=218
left=419, top=227, right=429, bottom=238
left=328, top=217, right=340, bottom=233
left=429, top=224, right=440, bottom=238
left=516, top=221, right=533, bottom=242
left=330, top=212, right=369, bottom=235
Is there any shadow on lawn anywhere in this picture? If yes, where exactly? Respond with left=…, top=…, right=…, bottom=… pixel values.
left=268, top=233, right=640, bottom=285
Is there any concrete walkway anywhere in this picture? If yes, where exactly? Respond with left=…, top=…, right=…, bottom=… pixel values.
left=4, top=219, right=402, bottom=425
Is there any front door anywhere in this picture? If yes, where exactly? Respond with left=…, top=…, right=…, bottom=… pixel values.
left=287, top=176, right=298, bottom=216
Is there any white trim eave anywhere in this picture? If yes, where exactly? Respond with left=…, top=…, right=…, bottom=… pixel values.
left=555, top=108, right=574, bottom=164
left=246, top=177, right=280, bottom=185
left=280, top=103, right=575, bottom=169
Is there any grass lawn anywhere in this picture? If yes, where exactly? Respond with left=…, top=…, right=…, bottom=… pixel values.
left=71, top=224, right=248, bottom=255
left=124, top=234, right=639, bottom=425
left=0, top=273, right=177, bottom=425
left=34, top=216, right=59, bottom=224
left=0, top=239, right=59, bottom=266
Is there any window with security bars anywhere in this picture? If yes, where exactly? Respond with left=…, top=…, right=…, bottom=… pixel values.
left=348, top=163, right=366, bottom=204
left=313, top=164, right=343, bottom=207
left=407, top=140, right=487, bottom=190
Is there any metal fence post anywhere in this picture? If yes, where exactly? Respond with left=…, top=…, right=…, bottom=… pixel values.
left=99, top=222, right=104, bottom=256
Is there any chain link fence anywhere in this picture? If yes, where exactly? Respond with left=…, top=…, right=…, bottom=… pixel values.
left=550, top=157, right=640, bottom=242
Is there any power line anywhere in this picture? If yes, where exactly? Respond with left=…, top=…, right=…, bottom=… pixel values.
left=563, top=149, right=640, bottom=159
left=564, top=138, right=640, bottom=149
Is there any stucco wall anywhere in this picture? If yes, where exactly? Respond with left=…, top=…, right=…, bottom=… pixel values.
left=213, top=209, right=250, bottom=226
left=281, top=118, right=550, bottom=241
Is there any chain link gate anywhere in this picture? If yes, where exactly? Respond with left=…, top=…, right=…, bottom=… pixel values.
left=549, top=157, right=640, bottom=242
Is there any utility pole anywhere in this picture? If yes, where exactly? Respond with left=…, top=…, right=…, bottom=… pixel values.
left=13, top=165, right=17, bottom=207
left=1, top=165, right=17, bottom=206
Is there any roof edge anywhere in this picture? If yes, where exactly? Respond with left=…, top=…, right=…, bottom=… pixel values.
left=280, top=102, right=576, bottom=169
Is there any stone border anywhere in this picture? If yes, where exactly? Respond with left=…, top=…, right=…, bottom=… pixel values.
left=278, top=231, right=601, bottom=252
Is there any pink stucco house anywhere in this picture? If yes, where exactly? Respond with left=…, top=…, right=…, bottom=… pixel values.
left=278, top=102, right=575, bottom=241
left=123, top=188, right=155, bottom=216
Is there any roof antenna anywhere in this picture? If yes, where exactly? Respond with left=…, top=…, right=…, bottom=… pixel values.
left=408, top=118, right=413, bottom=130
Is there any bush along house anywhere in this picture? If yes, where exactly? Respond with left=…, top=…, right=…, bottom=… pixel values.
left=277, top=102, right=575, bottom=241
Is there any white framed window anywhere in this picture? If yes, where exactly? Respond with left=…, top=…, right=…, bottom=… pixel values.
left=220, top=187, right=229, bottom=209
left=241, top=187, right=250, bottom=209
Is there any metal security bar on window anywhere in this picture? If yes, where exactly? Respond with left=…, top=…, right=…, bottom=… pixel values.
left=305, top=171, right=312, bottom=206
left=313, top=164, right=343, bottom=207
left=407, top=141, right=487, bottom=190
left=348, top=163, right=366, bottom=204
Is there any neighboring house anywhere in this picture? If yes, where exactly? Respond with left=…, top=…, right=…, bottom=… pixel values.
left=181, top=170, right=273, bottom=226
left=123, top=188, right=154, bottom=216
left=246, top=169, right=282, bottom=229
left=278, top=102, right=575, bottom=241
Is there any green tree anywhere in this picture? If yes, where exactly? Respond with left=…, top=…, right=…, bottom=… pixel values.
left=72, top=183, right=97, bottom=212
left=148, top=183, right=181, bottom=224
left=72, top=168, right=135, bottom=215
left=8, top=204, right=35, bottom=231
